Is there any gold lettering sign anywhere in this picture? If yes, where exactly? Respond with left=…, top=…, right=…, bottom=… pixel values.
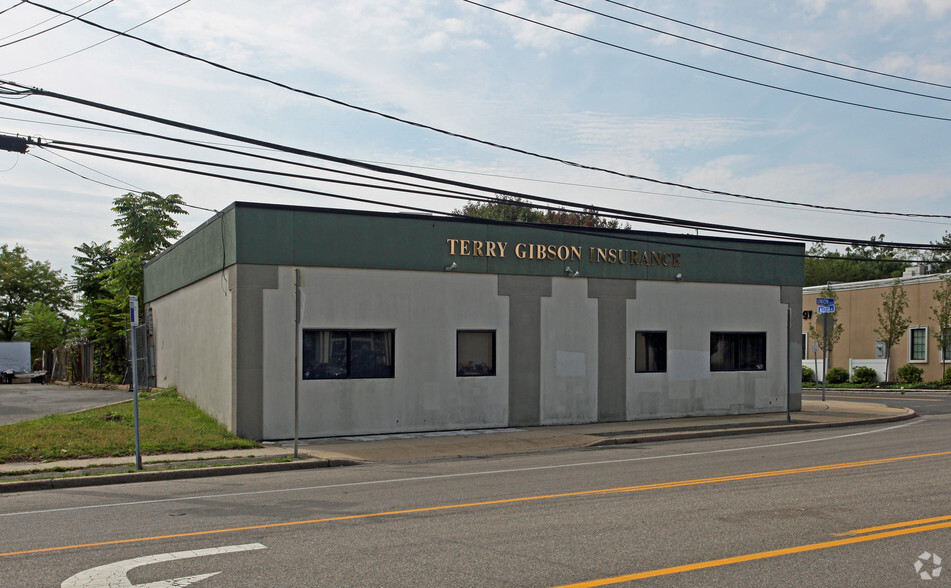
left=445, top=238, right=681, bottom=270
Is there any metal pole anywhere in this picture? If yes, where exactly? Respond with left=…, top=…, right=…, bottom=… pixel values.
left=294, top=268, right=301, bottom=459
left=822, top=332, right=828, bottom=402
left=131, top=325, right=142, bottom=470
left=786, top=308, right=791, bottom=423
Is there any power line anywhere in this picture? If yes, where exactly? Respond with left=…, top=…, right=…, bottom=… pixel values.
left=0, top=0, right=113, bottom=49
left=462, top=0, right=951, bottom=122
left=0, top=2, right=26, bottom=17
left=24, top=136, right=951, bottom=251
left=12, top=2, right=951, bottom=218
left=551, top=0, right=951, bottom=103
left=2, top=0, right=191, bottom=76
left=4, top=83, right=951, bottom=223
left=600, top=0, right=951, bottom=91
left=29, top=141, right=947, bottom=265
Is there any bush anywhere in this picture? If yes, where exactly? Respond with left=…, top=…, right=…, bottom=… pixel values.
left=851, top=366, right=878, bottom=385
left=944, top=365, right=951, bottom=384
left=826, top=367, right=849, bottom=384
left=897, top=364, right=924, bottom=384
left=802, top=366, right=815, bottom=382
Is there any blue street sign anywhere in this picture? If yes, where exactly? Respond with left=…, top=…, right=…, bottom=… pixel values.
left=816, top=297, right=835, bottom=305
left=817, top=305, right=835, bottom=314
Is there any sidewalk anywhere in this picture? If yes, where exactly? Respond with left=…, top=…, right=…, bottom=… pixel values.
left=0, top=400, right=914, bottom=493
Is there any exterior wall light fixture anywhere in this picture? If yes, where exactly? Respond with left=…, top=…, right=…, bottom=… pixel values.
left=444, top=262, right=457, bottom=271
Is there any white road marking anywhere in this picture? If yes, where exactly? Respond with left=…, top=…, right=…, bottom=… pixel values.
left=60, top=543, right=266, bottom=587
left=1, top=420, right=924, bottom=518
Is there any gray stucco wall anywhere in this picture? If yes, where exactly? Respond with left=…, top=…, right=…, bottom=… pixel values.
left=150, top=271, right=235, bottom=429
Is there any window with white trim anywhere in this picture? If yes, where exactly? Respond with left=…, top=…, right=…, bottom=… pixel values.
left=909, top=327, right=928, bottom=362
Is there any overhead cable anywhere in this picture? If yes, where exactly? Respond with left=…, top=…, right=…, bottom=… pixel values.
left=28, top=137, right=951, bottom=251
left=462, top=0, right=951, bottom=122
left=4, top=82, right=951, bottom=223
left=0, top=0, right=113, bottom=49
left=12, top=1, right=951, bottom=216
left=600, top=0, right=951, bottom=91
left=552, top=0, right=951, bottom=103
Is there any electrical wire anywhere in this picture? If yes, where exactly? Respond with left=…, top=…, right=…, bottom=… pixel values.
left=30, top=138, right=951, bottom=252
left=0, top=2, right=26, bottom=17
left=550, top=0, right=951, bottom=103
left=6, top=84, right=951, bottom=223
left=600, top=0, right=951, bottom=91
left=2, top=0, right=191, bottom=76
left=462, top=0, right=951, bottom=122
left=0, top=0, right=112, bottom=49
left=0, top=0, right=90, bottom=41
left=30, top=142, right=945, bottom=265
left=11, top=1, right=951, bottom=219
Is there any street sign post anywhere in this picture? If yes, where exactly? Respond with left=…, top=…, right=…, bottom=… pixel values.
left=817, top=304, right=835, bottom=314
left=129, top=295, right=142, bottom=470
left=816, top=297, right=835, bottom=306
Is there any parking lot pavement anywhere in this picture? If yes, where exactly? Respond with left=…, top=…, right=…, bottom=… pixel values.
left=0, top=383, right=131, bottom=425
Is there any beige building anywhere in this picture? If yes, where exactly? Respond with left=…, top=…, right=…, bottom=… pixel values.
left=802, top=269, right=951, bottom=382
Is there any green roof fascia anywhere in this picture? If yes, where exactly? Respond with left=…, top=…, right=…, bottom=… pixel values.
left=145, top=202, right=804, bottom=302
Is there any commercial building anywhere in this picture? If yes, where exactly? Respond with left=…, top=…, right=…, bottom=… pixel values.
left=802, top=269, right=951, bottom=382
left=145, top=202, right=804, bottom=440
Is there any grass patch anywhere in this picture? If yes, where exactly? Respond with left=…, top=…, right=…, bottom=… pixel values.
left=0, top=387, right=259, bottom=463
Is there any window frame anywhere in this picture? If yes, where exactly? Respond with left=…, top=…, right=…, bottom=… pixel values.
left=302, top=329, right=395, bottom=380
left=635, top=331, right=668, bottom=373
left=710, top=332, right=767, bottom=372
left=909, top=326, right=928, bottom=363
left=456, top=330, right=496, bottom=377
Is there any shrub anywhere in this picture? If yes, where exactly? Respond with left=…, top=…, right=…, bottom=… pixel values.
left=944, top=365, right=951, bottom=384
left=826, top=367, right=849, bottom=384
left=802, top=366, right=815, bottom=382
left=897, top=363, right=924, bottom=384
left=851, top=366, right=878, bottom=386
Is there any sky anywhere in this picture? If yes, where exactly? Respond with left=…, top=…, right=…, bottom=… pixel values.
left=1, top=0, right=950, bottom=276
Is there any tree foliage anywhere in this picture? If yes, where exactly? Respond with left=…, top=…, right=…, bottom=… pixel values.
left=804, top=236, right=909, bottom=287
left=0, top=244, right=72, bottom=341
left=930, top=277, right=951, bottom=383
left=71, top=192, right=187, bottom=379
left=807, top=287, right=844, bottom=358
left=15, top=301, right=65, bottom=357
left=874, top=279, right=911, bottom=382
left=454, top=196, right=627, bottom=229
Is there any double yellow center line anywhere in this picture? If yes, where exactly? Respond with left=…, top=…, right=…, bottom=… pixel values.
left=3, top=451, right=951, bottom=561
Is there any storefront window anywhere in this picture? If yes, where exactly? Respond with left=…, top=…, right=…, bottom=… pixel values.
left=710, top=332, right=766, bottom=371
left=635, top=331, right=667, bottom=373
left=457, top=331, right=496, bottom=376
left=302, top=330, right=394, bottom=379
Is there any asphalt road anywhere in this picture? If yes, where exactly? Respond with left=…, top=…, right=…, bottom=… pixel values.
left=802, top=389, right=951, bottom=415
left=0, top=384, right=131, bottom=425
left=2, top=411, right=950, bottom=586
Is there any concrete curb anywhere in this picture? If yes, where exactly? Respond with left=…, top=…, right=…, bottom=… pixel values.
left=0, top=458, right=360, bottom=494
left=587, top=409, right=917, bottom=446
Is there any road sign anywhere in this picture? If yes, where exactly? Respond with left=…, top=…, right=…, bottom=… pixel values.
left=129, top=295, right=139, bottom=326
left=816, top=297, right=835, bottom=305
left=817, top=304, right=835, bottom=314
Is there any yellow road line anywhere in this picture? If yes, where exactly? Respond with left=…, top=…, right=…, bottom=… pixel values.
left=839, top=514, right=951, bottom=536
left=802, top=394, right=943, bottom=401
left=3, top=451, right=951, bottom=558
left=555, top=519, right=951, bottom=587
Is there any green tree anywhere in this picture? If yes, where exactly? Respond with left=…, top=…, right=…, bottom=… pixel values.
left=15, top=301, right=65, bottom=360
left=0, top=244, right=72, bottom=341
left=111, top=192, right=187, bottom=257
left=874, top=280, right=911, bottom=382
left=804, top=237, right=910, bottom=287
left=455, top=196, right=627, bottom=228
left=72, top=192, right=187, bottom=380
left=807, top=287, right=844, bottom=381
left=931, top=277, right=951, bottom=383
